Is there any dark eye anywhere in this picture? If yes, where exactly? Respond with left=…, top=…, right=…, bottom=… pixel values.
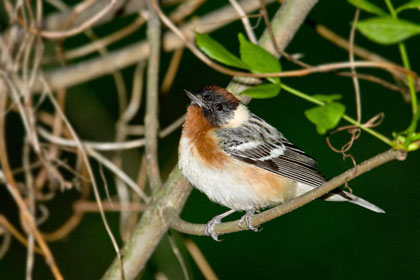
left=215, top=103, right=223, bottom=111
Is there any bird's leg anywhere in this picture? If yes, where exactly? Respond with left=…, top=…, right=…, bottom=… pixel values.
left=205, top=209, right=236, bottom=241
left=237, top=208, right=259, bottom=232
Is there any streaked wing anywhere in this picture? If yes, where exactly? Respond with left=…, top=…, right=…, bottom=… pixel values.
left=216, top=114, right=326, bottom=187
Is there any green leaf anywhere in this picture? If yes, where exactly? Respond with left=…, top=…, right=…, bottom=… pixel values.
left=238, top=33, right=281, bottom=84
left=348, top=0, right=388, bottom=16
left=240, top=83, right=281, bottom=99
left=356, top=17, right=420, bottom=44
left=312, top=94, right=342, bottom=104
left=304, top=102, right=346, bottom=134
left=195, top=32, right=248, bottom=69
left=396, top=0, right=420, bottom=13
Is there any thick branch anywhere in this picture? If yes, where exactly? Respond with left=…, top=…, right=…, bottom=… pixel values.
left=144, top=1, right=162, bottom=191
left=102, top=167, right=192, bottom=280
left=164, top=149, right=404, bottom=236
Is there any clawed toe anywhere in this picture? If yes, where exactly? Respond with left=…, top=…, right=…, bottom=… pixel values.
left=205, top=220, right=221, bottom=241
left=238, top=209, right=260, bottom=232
left=205, top=209, right=236, bottom=241
left=204, top=208, right=262, bottom=239
left=246, top=221, right=259, bottom=232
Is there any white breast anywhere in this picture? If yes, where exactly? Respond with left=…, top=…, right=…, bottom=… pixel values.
left=178, top=136, right=285, bottom=210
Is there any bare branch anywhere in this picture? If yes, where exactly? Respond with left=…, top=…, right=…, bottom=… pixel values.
left=144, top=0, right=162, bottom=192
left=62, top=15, right=146, bottom=61
left=73, top=200, right=146, bottom=212
left=19, top=0, right=118, bottom=39
left=349, top=9, right=361, bottom=122
left=229, top=0, right=257, bottom=43
left=102, top=167, right=192, bottom=280
left=315, top=23, right=420, bottom=92
left=184, top=238, right=219, bottom=280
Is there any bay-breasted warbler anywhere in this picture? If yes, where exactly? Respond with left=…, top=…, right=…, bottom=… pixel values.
left=178, top=86, right=384, bottom=240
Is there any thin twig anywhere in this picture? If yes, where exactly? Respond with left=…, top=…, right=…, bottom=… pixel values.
left=258, top=0, right=278, bottom=55
left=167, top=231, right=190, bottom=280
left=61, top=15, right=146, bottom=61
left=170, top=0, right=206, bottom=24
left=37, top=114, right=185, bottom=150
left=1, top=0, right=14, bottom=24
left=315, top=24, right=390, bottom=63
left=159, top=115, right=186, bottom=138
left=18, top=0, right=117, bottom=39
left=315, top=23, right=420, bottom=92
left=0, top=215, right=42, bottom=255
left=336, top=71, right=409, bottom=98
left=119, top=62, right=146, bottom=124
left=23, top=138, right=35, bottom=280
left=161, top=48, right=185, bottom=94
left=74, top=200, right=146, bottom=212
left=229, top=0, right=257, bottom=43
left=87, top=148, right=150, bottom=203
left=38, top=127, right=146, bottom=150
left=184, top=238, right=219, bottom=280
left=0, top=226, right=12, bottom=259
left=125, top=155, right=148, bottom=236
left=350, top=9, right=361, bottom=122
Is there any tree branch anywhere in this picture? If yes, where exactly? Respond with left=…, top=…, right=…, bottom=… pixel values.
left=164, top=149, right=404, bottom=236
left=22, top=0, right=117, bottom=39
left=102, top=167, right=192, bottom=280
left=144, top=0, right=162, bottom=192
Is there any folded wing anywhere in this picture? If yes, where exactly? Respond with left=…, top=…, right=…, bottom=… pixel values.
left=216, top=114, right=326, bottom=187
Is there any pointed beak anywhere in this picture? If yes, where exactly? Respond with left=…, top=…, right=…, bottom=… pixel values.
left=184, top=89, right=207, bottom=108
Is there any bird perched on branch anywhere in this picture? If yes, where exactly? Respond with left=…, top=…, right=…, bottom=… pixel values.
left=178, top=86, right=384, bottom=240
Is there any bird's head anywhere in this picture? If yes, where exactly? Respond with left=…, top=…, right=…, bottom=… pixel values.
left=184, top=86, right=249, bottom=128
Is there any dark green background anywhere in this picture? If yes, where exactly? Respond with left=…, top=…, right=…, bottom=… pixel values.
left=1, top=0, right=419, bottom=279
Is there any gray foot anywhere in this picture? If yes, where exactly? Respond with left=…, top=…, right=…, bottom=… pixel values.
left=205, top=217, right=221, bottom=241
left=205, top=209, right=236, bottom=241
left=237, top=209, right=259, bottom=232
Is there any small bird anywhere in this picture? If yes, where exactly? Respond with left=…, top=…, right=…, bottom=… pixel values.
left=178, top=86, right=384, bottom=240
